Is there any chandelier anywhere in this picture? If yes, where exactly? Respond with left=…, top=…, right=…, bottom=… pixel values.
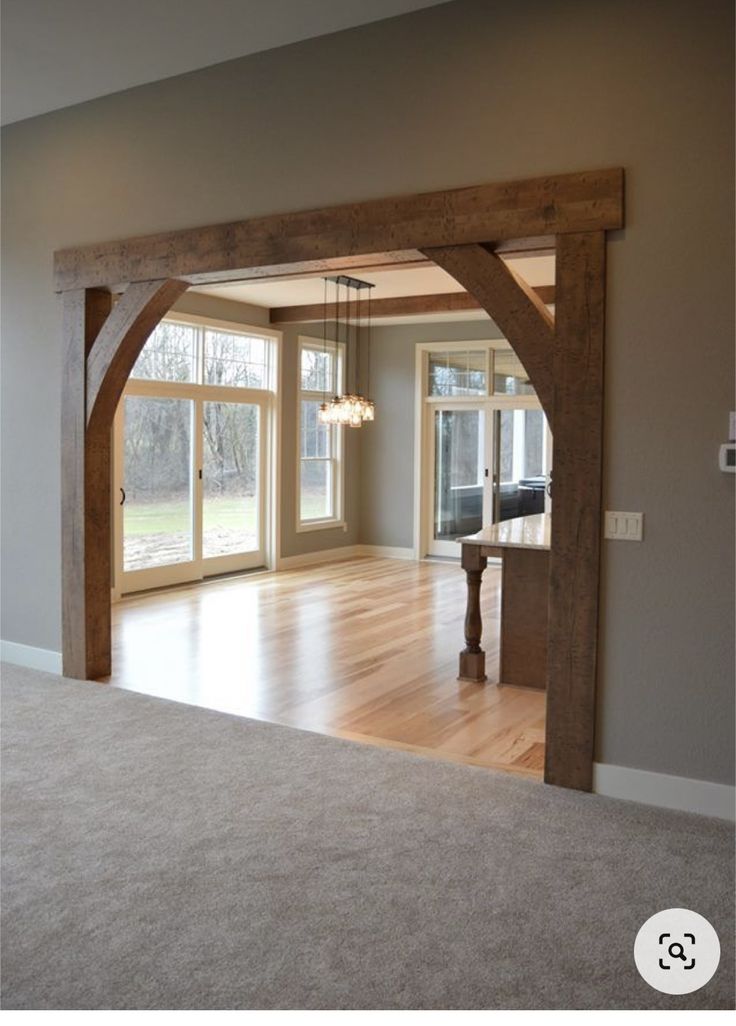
left=318, top=275, right=375, bottom=428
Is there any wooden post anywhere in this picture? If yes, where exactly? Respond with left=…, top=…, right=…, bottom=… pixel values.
left=544, top=231, right=606, bottom=791
left=458, top=544, right=488, bottom=682
left=61, top=288, right=113, bottom=679
left=61, top=279, right=188, bottom=680
left=429, top=233, right=608, bottom=789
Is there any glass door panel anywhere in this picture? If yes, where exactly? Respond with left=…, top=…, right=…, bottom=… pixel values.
left=122, top=396, right=195, bottom=575
left=202, top=401, right=261, bottom=564
left=431, top=408, right=486, bottom=554
left=493, top=408, right=548, bottom=522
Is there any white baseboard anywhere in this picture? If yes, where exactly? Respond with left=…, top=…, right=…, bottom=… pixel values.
left=1, top=640, right=62, bottom=675
left=277, top=544, right=417, bottom=570
left=276, top=545, right=364, bottom=570
left=593, top=762, right=735, bottom=821
left=357, top=544, right=416, bottom=560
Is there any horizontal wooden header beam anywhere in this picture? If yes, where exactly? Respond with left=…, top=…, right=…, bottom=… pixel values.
left=53, top=168, right=623, bottom=292
left=269, top=286, right=555, bottom=324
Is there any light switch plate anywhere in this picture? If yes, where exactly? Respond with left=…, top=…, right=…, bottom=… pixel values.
left=604, top=511, right=644, bottom=541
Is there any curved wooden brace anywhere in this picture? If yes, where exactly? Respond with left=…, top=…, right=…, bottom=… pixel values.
left=86, top=278, right=189, bottom=437
left=422, top=243, right=555, bottom=426
left=61, top=279, right=187, bottom=681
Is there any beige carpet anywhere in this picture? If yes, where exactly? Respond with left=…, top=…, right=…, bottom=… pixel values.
left=1, top=663, right=733, bottom=1010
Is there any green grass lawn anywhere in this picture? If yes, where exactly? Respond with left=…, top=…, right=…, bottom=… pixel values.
left=124, top=496, right=255, bottom=534
left=124, top=492, right=327, bottom=535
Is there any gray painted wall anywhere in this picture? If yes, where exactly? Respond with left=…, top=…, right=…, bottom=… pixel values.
left=173, top=291, right=269, bottom=329
left=1, top=0, right=733, bottom=784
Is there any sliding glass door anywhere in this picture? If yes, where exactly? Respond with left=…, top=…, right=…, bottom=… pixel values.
left=116, top=392, right=267, bottom=593
left=119, top=393, right=268, bottom=595
left=201, top=401, right=263, bottom=571
left=426, top=401, right=550, bottom=556
left=430, top=406, right=490, bottom=557
left=121, top=396, right=196, bottom=582
left=113, top=315, right=278, bottom=596
left=492, top=407, right=549, bottom=523
left=420, top=341, right=553, bottom=558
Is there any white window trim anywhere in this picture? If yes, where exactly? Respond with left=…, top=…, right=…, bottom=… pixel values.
left=113, top=314, right=282, bottom=597
left=296, top=335, right=346, bottom=533
left=130, top=312, right=281, bottom=392
left=412, top=339, right=552, bottom=560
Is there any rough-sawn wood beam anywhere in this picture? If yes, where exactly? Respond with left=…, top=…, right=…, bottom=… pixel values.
left=54, top=168, right=623, bottom=291
left=269, top=286, right=555, bottom=324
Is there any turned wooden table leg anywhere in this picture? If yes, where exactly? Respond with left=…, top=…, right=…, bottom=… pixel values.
left=458, top=544, right=487, bottom=682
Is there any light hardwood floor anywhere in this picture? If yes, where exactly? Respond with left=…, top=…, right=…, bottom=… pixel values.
left=111, top=557, right=546, bottom=779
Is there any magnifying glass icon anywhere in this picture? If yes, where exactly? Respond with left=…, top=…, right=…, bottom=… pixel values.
left=668, top=942, right=687, bottom=961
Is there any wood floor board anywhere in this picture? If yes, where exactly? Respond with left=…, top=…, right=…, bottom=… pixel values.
left=111, top=557, right=546, bottom=780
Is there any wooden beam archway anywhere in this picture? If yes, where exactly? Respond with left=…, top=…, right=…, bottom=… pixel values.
left=56, top=167, right=623, bottom=791
left=424, top=236, right=605, bottom=789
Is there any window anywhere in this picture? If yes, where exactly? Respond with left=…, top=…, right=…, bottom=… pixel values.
left=418, top=339, right=552, bottom=557
left=204, top=330, right=268, bottom=388
left=131, top=321, right=197, bottom=383
left=132, top=318, right=275, bottom=390
left=116, top=315, right=279, bottom=594
left=298, top=338, right=344, bottom=529
left=428, top=349, right=487, bottom=396
left=493, top=349, right=535, bottom=396
left=497, top=409, right=546, bottom=485
left=425, top=343, right=537, bottom=399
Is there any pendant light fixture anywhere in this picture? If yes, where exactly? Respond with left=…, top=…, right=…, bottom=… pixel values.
left=318, top=274, right=375, bottom=428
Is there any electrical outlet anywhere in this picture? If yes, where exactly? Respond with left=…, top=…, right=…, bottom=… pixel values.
left=604, top=511, right=644, bottom=541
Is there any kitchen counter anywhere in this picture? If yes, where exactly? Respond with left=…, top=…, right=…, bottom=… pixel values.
left=458, top=513, right=550, bottom=689
left=459, top=512, right=551, bottom=552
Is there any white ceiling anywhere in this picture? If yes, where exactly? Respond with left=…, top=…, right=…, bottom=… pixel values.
left=196, top=265, right=464, bottom=308
left=194, top=254, right=555, bottom=325
left=0, top=0, right=451, bottom=125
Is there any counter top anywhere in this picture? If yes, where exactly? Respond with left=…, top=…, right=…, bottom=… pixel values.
left=458, top=512, right=551, bottom=551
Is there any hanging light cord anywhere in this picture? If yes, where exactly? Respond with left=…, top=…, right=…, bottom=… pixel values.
left=353, top=281, right=359, bottom=396
left=366, top=286, right=372, bottom=401
left=321, top=277, right=328, bottom=408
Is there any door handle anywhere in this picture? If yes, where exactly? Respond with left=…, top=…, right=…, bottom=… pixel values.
left=119, top=487, right=126, bottom=506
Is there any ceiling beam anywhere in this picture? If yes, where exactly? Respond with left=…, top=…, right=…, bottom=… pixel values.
left=54, top=168, right=622, bottom=292
left=269, top=286, right=555, bottom=324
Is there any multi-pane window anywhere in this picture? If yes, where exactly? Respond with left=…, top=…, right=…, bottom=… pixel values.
left=426, top=345, right=536, bottom=398
left=493, top=348, right=535, bottom=396
left=204, top=330, right=268, bottom=388
left=131, top=321, right=198, bottom=383
left=298, top=339, right=344, bottom=528
left=428, top=350, right=487, bottom=396
left=132, top=319, right=275, bottom=390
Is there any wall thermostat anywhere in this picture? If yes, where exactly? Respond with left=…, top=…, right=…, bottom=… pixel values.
left=719, top=442, right=736, bottom=473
